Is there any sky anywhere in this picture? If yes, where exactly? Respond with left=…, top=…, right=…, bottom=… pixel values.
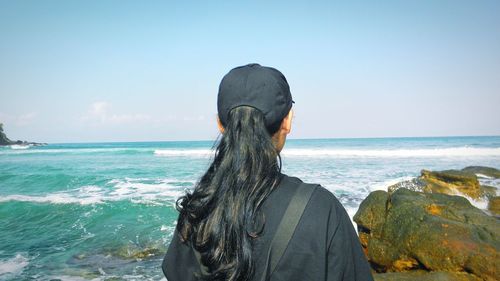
left=0, top=0, right=499, bottom=143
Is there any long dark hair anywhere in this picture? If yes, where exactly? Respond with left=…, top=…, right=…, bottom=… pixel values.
left=176, top=106, right=283, bottom=280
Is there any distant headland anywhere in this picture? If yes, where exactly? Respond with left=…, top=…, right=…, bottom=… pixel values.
left=0, top=123, right=46, bottom=146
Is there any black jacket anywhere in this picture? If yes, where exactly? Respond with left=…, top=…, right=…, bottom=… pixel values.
left=162, top=174, right=374, bottom=281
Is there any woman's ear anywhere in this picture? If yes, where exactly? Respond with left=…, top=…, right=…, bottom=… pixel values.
left=280, top=109, right=293, bottom=134
left=216, top=115, right=225, bottom=134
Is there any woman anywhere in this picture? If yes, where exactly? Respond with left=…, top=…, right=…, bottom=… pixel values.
left=162, top=64, right=373, bottom=281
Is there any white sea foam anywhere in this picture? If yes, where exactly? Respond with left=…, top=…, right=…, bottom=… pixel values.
left=0, top=147, right=152, bottom=155
left=444, top=189, right=491, bottom=210
left=476, top=176, right=500, bottom=195
left=2, top=145, right=500, bottom=158
left=0, top=253, right=29, bottom=277
left=476, top=173, right=494, bottom=179
left=282, top=147, right=500, bottom=158
left=0, top=192, right=104, bottom=205
left=152, top=147, right=500, bottom=158
left=477, top=178, right=500, bottom=192
left=9, top=144, right=31, bottom=150
left=369, top=176, right=416, bottom=191
left=154, top=149, right=212, bottom=157
left=466, top=196, right=490, bottom=210
left=46, top=275, right=104, bottom=281
left=109, top=178, right=187, bottom=200
left=0, top=178, right=189, bottom=205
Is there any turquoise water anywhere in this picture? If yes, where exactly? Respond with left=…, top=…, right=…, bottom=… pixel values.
left=1, top=137, right=499, bottom=280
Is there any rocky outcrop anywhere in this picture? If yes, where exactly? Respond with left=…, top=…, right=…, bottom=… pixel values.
left=0, top=123, right=45, bottom=146
left=420, top=169, right=482, bottom=198
left=462, top=166, right=500, bottom=179
left=488, top=196, right=500, bottom=216
left=0, top=123, right=11, bottom=145
left=354, top=188, right=499, bottom=281
left=388, top=168, right=499, bottom=199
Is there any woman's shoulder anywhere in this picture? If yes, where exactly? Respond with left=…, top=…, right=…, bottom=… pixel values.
left=279, top=174, right=346, bottom=222
left=282, top=174, right=342, bottom=207
left=265, top=174, right=348, bottom=232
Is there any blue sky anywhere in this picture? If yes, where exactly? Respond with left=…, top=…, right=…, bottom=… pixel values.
left=0, top=0, right=499, bottom=142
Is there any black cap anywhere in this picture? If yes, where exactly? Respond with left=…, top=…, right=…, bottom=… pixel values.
left=217, top=63, right=294, bottom=132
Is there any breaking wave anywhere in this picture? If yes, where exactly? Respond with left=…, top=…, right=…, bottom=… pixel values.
left=0, top=253, right=29, bottom=278
left=153, top=147, right=500, bottom=158
left=0, top=178, right=191, bottom=205
left=282, top=147, right=500, bottom=158
left=154, top=149, right=212, bottom=157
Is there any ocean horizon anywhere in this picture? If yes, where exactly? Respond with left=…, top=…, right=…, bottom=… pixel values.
left=1, top=136, right=499, bottom=280
left=28, top=134, right=500, bottom=145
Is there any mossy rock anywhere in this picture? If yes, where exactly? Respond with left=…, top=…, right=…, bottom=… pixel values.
left=388, top=178, right=426, bottom=194
left=488, top=196, right=500, bottom=216
left=112, top=246, right=162, bottom=260
left=388, top=168, right=498, bottom=201
left=108, top=245, right=163, bottom=260
left=374, top=271, right=483, bottom=281
left=353, top=190, right=389, bottom=234
left=462, top=166, right=500, bottom=179
left=481, top=185, right=497, bottom=199
left=354, top=188, right=500, bottom=280
left=419, top=169, right=482, bottom=199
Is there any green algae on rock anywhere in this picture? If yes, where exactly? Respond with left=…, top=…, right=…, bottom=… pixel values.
left=388, top=167, right=499, bottom=199
left=488, top=196, right=500, bottom=216
left=462, top=166, right=500, bottom=179
left=354, top=188, right=500, bottom=281
left=373, top=270, right=483, bottom=281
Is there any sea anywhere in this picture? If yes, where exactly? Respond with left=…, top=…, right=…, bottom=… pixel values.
left=1, top=136, right=499, bottom=280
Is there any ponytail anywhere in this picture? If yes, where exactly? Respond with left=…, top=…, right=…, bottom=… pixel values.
left=176, top=106, right=282, bottom=280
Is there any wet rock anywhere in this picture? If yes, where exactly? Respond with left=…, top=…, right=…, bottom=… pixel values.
left=462, top=166, right=500, bottom=179
left=68, top=253, right=132, bottom=267
left=354, top=188, right=500, bottom=281
left=419, top=169, right=482, bottom=198
left=388, top=178, right=426, bottom=193
left=481, top=185, right=498, bottom=199
left=389, top=168, right=496, bottom=200
left=488, top=196, right=500, bottom=216
left=111, top=245, right=163, bottom=260
left=0, top=123, right=11, bottom=145
left=374, top=270, right=482, bottom=281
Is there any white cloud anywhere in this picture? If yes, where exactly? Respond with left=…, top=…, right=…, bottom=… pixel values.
left=90, top=101, right=109, bottom=119
left=82, top=101, right=152, bottom=125
left=182, top=115, right=206, bottom=121
left=0, top=112, right=37, bottom=126
left=79, top=102, right=211, bottom=130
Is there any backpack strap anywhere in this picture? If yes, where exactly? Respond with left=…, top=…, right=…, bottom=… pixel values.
left=261, top=182, right=316, bottom=280
left=192, top=182, right=316, bottom=280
